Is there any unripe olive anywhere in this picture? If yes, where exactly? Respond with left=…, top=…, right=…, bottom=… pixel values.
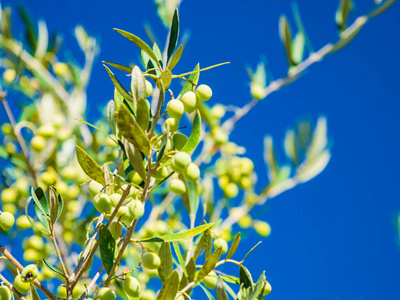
left=154, top=220, right=169, bottom=235
left=14, top=275, right=30, bottom=294
left=142, top=252, right=161, bottom=270
left=254, top=221, right=271, bottom=237
left=117, top=206, right=133, bottom=224
left=250, top=82, right=266, bottom=100
left=89, top=181, right=104, bottom=198
left=172, top=133, right=189, bottom=151
left=145, top=80, right=153, bottom=98
left=21, top=264, right=39, bottom=282
left=128, top=200, right=145, bottom=219
left=211, top=127, right=228, bottom=145
left=1, top=188, right=18, bottom=203
left=218, top=175, right=230, bottom=189
left=123, top=276, right=140, bottom=298
left=211, top=104, right=225, bottom=119
left=240, top=158, right=254, bottom=175
left=181, top=91, right=197, bottom=114
left=37, top=125, right=56, bottom=138
left=139, top=289, right=156, bottom=300
left=61, top=166, right=77, bottom=180
left=57, top=286, right=67, bottom=298
left=0, top=212, right=15, bottom=231
left=23, top=236, right=44, bottom=251
left=78, top=251, right=93, bottom=271
left=109, top=222, right=122, bottom=240
left=53, top=62, right=69, bottom=77
left=96, top=287, right=116, bottom=300
left=109, top=193, right=122, bottom=207
left=223, top=182, right=238, bottom=199
left=239, top=176, right=252, bottom=189
left=213, top=238, right=228, bottom=254
left=202, top=271, right=217, bottom=289
left=93, top=194, right=111, bottom=213
left=167, top=100, right=184, bottom=119
left=40, top=171, right=56, bottom=186
left=164, top=118, right=179, bottom=132
left=171, top=152, right=191, bottom=173
left=0, top=286, right=11, bottom=300
left=16, top=215, right=31, bottom=230
left=261, top=281, right=272, bottom=295
left=127, top=171, right=143, bottom=185
left=196, top=84, right=212, bottom=101
left=3, top=69, right=16, bottom=83
left=55, top=181, right=68, bottom=195
left=1, top=123, right=13, bottom=135
left=184, top=163, right=200, bottom=182
left=31, top=135, right=46, bottom=152
left=169, top=179, right=186, bottom=194
left=23, top=249, right=42, bottom=262
left=238, top=214, right=252, bottom=228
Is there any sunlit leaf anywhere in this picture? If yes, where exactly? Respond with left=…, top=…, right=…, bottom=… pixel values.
left=196, top=247, right=222, bottom=282
left=180, top=110, right=201, bottom=153
left=167, top=9, right=179, bottom=64
left=158, top=242, right=173, bottom=284
left=99, top=224, right=116, bottom=275
left=76, top=145, right=106, bottom=185
left=156, top=270, right=179, bottom=300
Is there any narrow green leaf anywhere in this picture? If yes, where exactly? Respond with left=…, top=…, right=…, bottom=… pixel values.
left=30, top=284, right=41, bottom=300
left=226, top=232, right=240, bottom=261
left=103, top=61, right=133, bottom=73
left=107, top=100, right=117, bottom=135
left=102, top=164, right=114, bottom=196
left=152, top=43, right=163, bottom=69
left=186, top=257, right=196, bottom=283
left=114, top=28, right=161, bottom=68
left=104, top=65, right=134, bottom=103
left=159, top=69, right=172, bottom=89
left=291, top=32, right=305, bottom=65
left=188, top=181, right=200, bottom=218
left=335, top=0, right=352, bottom=31
left=194, top=233, right=205, bottom=260
left=115, top=103, right=150, bottom=155
left=157, top=131, right=169, bottom=163
left=76, top=145, right=106, bottom=185
left=172, top=240, right=188, bottom=276
left=249, top=272, right=266, bottom=300
left=25, top=197, right=50, bottom=235
left=204, top=228, right=212, bottom=260
left=216, top=276, right=229, bottom=300
left=279, top=15, right=294, bottom=67
left=48, top=186, right=59, bottom=225
left=31, top=187, right=50, bottom=232
left=0, top=8, right=11, bottom=39
left=167, top=9, right=179, bottom=64
left=156, top=270, right=179, bottom=300
left=239, top=265, right=253, bottom=289
left=180, top=110, right=201, bottom=153
left=263, top=136, right=279, bottom=183
left=124, top=139, right=146, bottom=181
left=223, top=281, right=238, bottom=299
left=178, top=64, right=200, bottom=98
left=219, top=275, right=240, bottom=285
left=243, top=241, right=262, bottom=262
left=139, top=222, right=214, bottom=243
left=179, top=173, right=191, bottom=214
left=196, top=247, right=222, bottom=282
left=131, top=66, right=146, bottom=109
left=199, top=285, right=216, bottom=300
left=98, top=224, right=116, bottom=275
left=137, top=97, right=150, bottom=131
left=114, top=88, right=124, bottom=109
left=17, top=6, right=36, bottom=50
left=158, top=242, right=173, bottom=284
left=42, top=259, right=64, bottom=276
left=168, top=44, right=183, bottom=71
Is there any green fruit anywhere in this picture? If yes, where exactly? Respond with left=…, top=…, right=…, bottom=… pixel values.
left=184, top=163, right=200, bottom=182
left=23, top=236, right=44, bottom=251
left=167, top=99, right=184, bottom=119
left=1, top=123, right=13, bottom=136
left=16, top=215, right=31, bottom=230
left=89, top=181, right=104, bottom=198
left=61, top=165, right=78, bottom=180
left=213, top=238, right=228, bottom=254
left=203, top=271, right=217, bottom=289
left=14, top=275, right=30, bottom=294
left=181, top=91, right=197, bottom=113
left=261, top=281, right=272, bottom=295
left=109, top=222, right=122, bottom=240
left=78, top=251, right=93, bottom=271
left=169, top=179, right=186, bottom=194
left=117, top=206, right=133, bottom=224
left=31, top=135, right=46, bottom=152
left=196, top=84, right=212, bottom=101
left=238, top=215, right=252, bottom=228
left=145, top=80, right=153, bottom=98
left=250, top=82, right=266, bottom=100
left=172, top=133, right=189, bottom=151
left=223, top=182, right=238, bottom=199
left=164, top=118, right=179, bottom=132
left=0, top=286, right=11, bottom=300
left=0, top=212, right=15, bottom=231
left=142, top=252, right=161, bottom=270
left=109, top=193, right=122, bottom=207
left=128, top=200, right=145, bottom=219
left=139, top=289, right=156, bottom=300
left=171, top=152, right=191, bottom=173
left=57, top=286, right=67, bottom=298
left=240, top=158, right=254, bottom=175
left=211, top=104, right=225, bottom=119
left=23, top=249, right=42, bottom=262
left=96, top=287, right=116, bottom=300
left=3, top=69, right=16, bottom=83
left=21, top=264, right=39, bottom=282
left=93, top=194, right=111, bottom=213
left=211, top=127, right=228, bottom=145
left=37, top=125, right=56, bottom=138
left=53, top=62, right=69, bottom=76
left=1, top=188, right=18, bottom=203
left=123, top=276, right=140, bottom=297
left=254, top=221, right=271, bottom=237
left=127, top=171, right=143, bottom=185
left=238, top=176, right=252, bottom=189
left=40, top=171, right=56, bottom=186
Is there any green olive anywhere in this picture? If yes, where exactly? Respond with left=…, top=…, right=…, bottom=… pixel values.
left=238, top=176, right=252, bottom=189
left=261, top=281, right=272, bottom=295
left=1, top=188, right=18, bottom=203
left=202, top=271, right=217, bottom=289
left=145, top=80, right=153, bottom=98
left=93, top=193, right=111, bottom=213
left=211, top=104, right=226, bottom=119
left=181, top=91, right=197, bottom=113
left=254, top=221, right=271, bottom=237
left=109, top=222, right=122, bottom=240
left=0, top=211, right=15, bottom=231
left=169, top=179, right=186, bottom=194
left=127, top=171, right=143, bottom=185
left=184, top=163, right=200, bottom=182
left=96, top=287, right=116, bottom=300
left=31, top=135, right=46, bottom=152
left=142, top=252, right=161, bottom=270
left=109, top=193, right=122, bottom=207
left=37, top=125, right=56, bottom=138
left=40, top=171, right=56, bottom=186
left=88, top=181, right=104, bottom=198
left=250, top=82, right=266, bottom=100
left=21, top=264, right=39, bottom=282
left=3, top=69, right=16, bottom=83
left=139, top=289, right=156, bottom=300
left=116, top=206, right=133, bottom=224
left=196, top=84, right=212, bottom=101
left=128, top=200, right=145, bottom=219
left=13, top=275, right=30, bottom=294
left=171, top=152, right=191, bottom=173
left=223, top=182, right=238, bottom=199
left=164, top=118, right=179, bottom=132
left=167, top=99, right=184, bottom=119
left=123, top=276, right=140, bottom=298
left=213, top=238, right=228, bottom=254
left=0, top=286, right=11, bottom=300
left=16, top=215, right=31, bottom=230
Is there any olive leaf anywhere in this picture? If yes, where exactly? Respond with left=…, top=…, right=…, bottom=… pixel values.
left=159, top=69, right=172, bottom=89
left=153, top=42, right=163, bottom=69
left=102, top=164, right=114, bottom=196
left=136, top=97, right=150, bottom=131
left=279, top=15, right=295, bottom=67
left=156, top=270, right=179, bottom=300
left=166, top=9, right=179, bottom=64
left=102, top=60, right=132, bottom=73
left=124, top=139, right=146, bottom=181
left=42, top=259, right=64, bottom=277
left=216, top=276, right=229, bottom=300
left=98, top=224, right=116, bottom=275
left=31, top=187, right=51, bottom=232
left=107, top=100, right=117, bottom=135
left=168, top=44, right=183, bottom=71
left=204, top=228, right=213, bottom=260
left=180, top=110, right=201, bottom=154
left=239, top=264, right=253, bottom=289
left=196, top=247, right=222, bottom=282
left=248, top=272, right=267, bottom=300
left=158, top=242, right=173, bottom=284
left=226, top=232, right=240, bottom=261
left=76, top=145, right=106, bottom=185
left=48, top=186, right=63, bottom=225
left=130, top=66, right=146, bottom=109
left=178, top=64, right=200, bottom=98
left=104, top=65, right=134, bottom=103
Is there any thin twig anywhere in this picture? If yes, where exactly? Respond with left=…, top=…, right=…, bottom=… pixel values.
left=0, top=273, right=27, bottom=300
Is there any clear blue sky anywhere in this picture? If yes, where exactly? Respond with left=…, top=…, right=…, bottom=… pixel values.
left=4, top=0, right=400, bottom=299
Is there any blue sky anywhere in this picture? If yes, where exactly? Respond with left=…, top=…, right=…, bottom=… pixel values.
left=3, top=0, right=400, bottom=299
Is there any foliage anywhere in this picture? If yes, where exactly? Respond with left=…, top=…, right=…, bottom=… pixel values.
left=0, top=1, right=395, bottom=300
